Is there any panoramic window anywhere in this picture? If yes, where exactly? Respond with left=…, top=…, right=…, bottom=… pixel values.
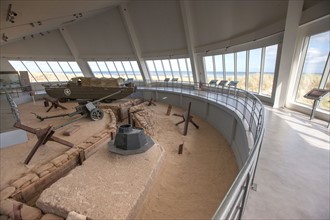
left=203, top=45, right=278, bottom=96
left=146, top=58, right=192, bottom=82
left=87, top=61, right=143, bottom=80
left=295, top=31, right=330, bottom=110
left=8, top=60, right=82, bottom=83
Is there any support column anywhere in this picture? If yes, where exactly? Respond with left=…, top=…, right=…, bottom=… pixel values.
left=59, top=27, right=93, bottom=77
left=180, top=0, right=200, bottom=84
left=119, top=4, right=151, bottom=84
left=273, top=0, right=304, bottom=108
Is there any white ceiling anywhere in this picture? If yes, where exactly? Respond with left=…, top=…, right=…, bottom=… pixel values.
left=0, top=0, right=327, bottom=52
left=0, top=0, right=125, bottom=44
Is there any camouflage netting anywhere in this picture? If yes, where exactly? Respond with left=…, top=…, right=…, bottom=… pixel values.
left=70, top=77, right=123, bottom=87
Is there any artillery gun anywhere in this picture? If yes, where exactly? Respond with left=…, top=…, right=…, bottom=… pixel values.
left=33, top=90, right=123, bottom=122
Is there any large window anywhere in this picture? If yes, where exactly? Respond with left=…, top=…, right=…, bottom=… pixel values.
left=295, top=31, right=330, bottom=110
left=9, top=60, right=83, bottom=83
left=146, top=58, right=193, bottom=83
left=203, top=44, right=278, bottom=96
left=87, top=61, right=143, bottom=80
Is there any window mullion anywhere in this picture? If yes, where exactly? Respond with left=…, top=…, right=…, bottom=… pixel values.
left=67, top=62, right=77, bottom=77
left=129, top=61, right=137, bottom=80
left=185, top=58, right=191, bottom=83
left=246, top=51, right=250, bottom=90
left=104, top=62, right=113, bottom=78
left=318, top=54, right=330, bottom=88
left=259, top=47, right=266, bottom=94
left=58, top=62, right=71, bottom=80
left=121, top=62, right=129, bottom=79
left=113, top=62, right=121, bottom=78
left=46, top=62, right=60, bottom=82
left=234, top=53, right=237, bottom=81
left=152, top=61, right=160, bottom=81
left=223, top=55, right=226, bottom=80
left=177, top=59, right=183, bottom=82
left=212, top=56, right=216, bottom=80
left=34, top=62, right=50, bottom=82
left=168, top=59, right=175, bottom=79
left=20, top=61, right=38, bottom=82
left=95, top=62, right=104, bottom=77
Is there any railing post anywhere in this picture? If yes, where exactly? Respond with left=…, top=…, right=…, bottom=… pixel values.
left=238, top=173, right=251, bottom=220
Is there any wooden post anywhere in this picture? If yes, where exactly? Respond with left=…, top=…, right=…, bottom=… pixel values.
left=178, top=143, right=184, bottom=154
left=166, top=104, right=172, bottom=116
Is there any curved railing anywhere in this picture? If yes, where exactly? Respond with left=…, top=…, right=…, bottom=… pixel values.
left=135, top=81, right=265, bottom=219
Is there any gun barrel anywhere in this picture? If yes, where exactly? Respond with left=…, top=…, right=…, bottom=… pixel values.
left=92, top=89, right=123, bottom=103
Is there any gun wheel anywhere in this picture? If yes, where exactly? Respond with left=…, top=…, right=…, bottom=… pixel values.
left=90, top=108, right=104, bottom=121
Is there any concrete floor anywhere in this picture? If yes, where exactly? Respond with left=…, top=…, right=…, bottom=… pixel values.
left=243, top=106, right=330, bottom=219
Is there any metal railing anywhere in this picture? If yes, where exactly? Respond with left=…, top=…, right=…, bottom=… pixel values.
left=135, top=80, right=265, bottom=220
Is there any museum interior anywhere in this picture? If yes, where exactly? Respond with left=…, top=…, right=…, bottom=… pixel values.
left=0, top=0, right=329, bottom=219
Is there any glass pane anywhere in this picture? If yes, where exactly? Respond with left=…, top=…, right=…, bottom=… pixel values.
left=106, top=61, right=120, bottom=77
left=262, top=45, right=278, bottom=96
left=236, top=51, right=246, bottom=89
left=179, top=58, right=189, bottom=83
left=8, top=60, right=36, bottom=83
left=59, top=62, right=75, bottom=79
left=225, top=53, right=235, bottom=82
left=35, top=61, right=58, bottom=82
left=48, top=62, right=69, bottom=81
left=296, top=31, right=330, bottom=106
left=170, top=59, right=181, bottom=81
left=97, top=62, right=111, bottom=78
left=248, top=48, right=262, bottom=92
left=114, top=61, right=127, bottom=79
left=319, top=74, right=330, bottom=111
left=146, top=60, right=158, bottom=81
left=122, top=61, right=135, bottom=79
left=68, top=62, right=83, bottom=77
left=22, top=61, right=47, bottom=82
left=88, top=61, right=102, bottom=78
left=131, top=61, right=143, bottom=80
left=154, top=60, right=165, bottom=80
left=214, top=55, right=223, bottom=81
left=204, top=56, right=214, bottom=82
left=162, top=60, right=173, bottom=79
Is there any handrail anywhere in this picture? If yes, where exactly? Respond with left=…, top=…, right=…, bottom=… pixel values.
left=136, top=80, right=265, bottom=220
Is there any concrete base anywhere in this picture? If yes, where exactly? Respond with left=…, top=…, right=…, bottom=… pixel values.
left=36, top=142, right=164, bottom=219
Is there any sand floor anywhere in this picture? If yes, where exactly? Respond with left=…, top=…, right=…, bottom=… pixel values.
left=0, top=99, right=238, bottom=219
left=136, top=103, right=238, bottom=219
left=0, top=100, right=109, bottom=189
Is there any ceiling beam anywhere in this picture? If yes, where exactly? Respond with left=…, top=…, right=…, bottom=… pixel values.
left=118, top=3, right=151, bottom=83
left=59, top=27, right=93, bottom=77
left=180, top=0, right=200, bottom=84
